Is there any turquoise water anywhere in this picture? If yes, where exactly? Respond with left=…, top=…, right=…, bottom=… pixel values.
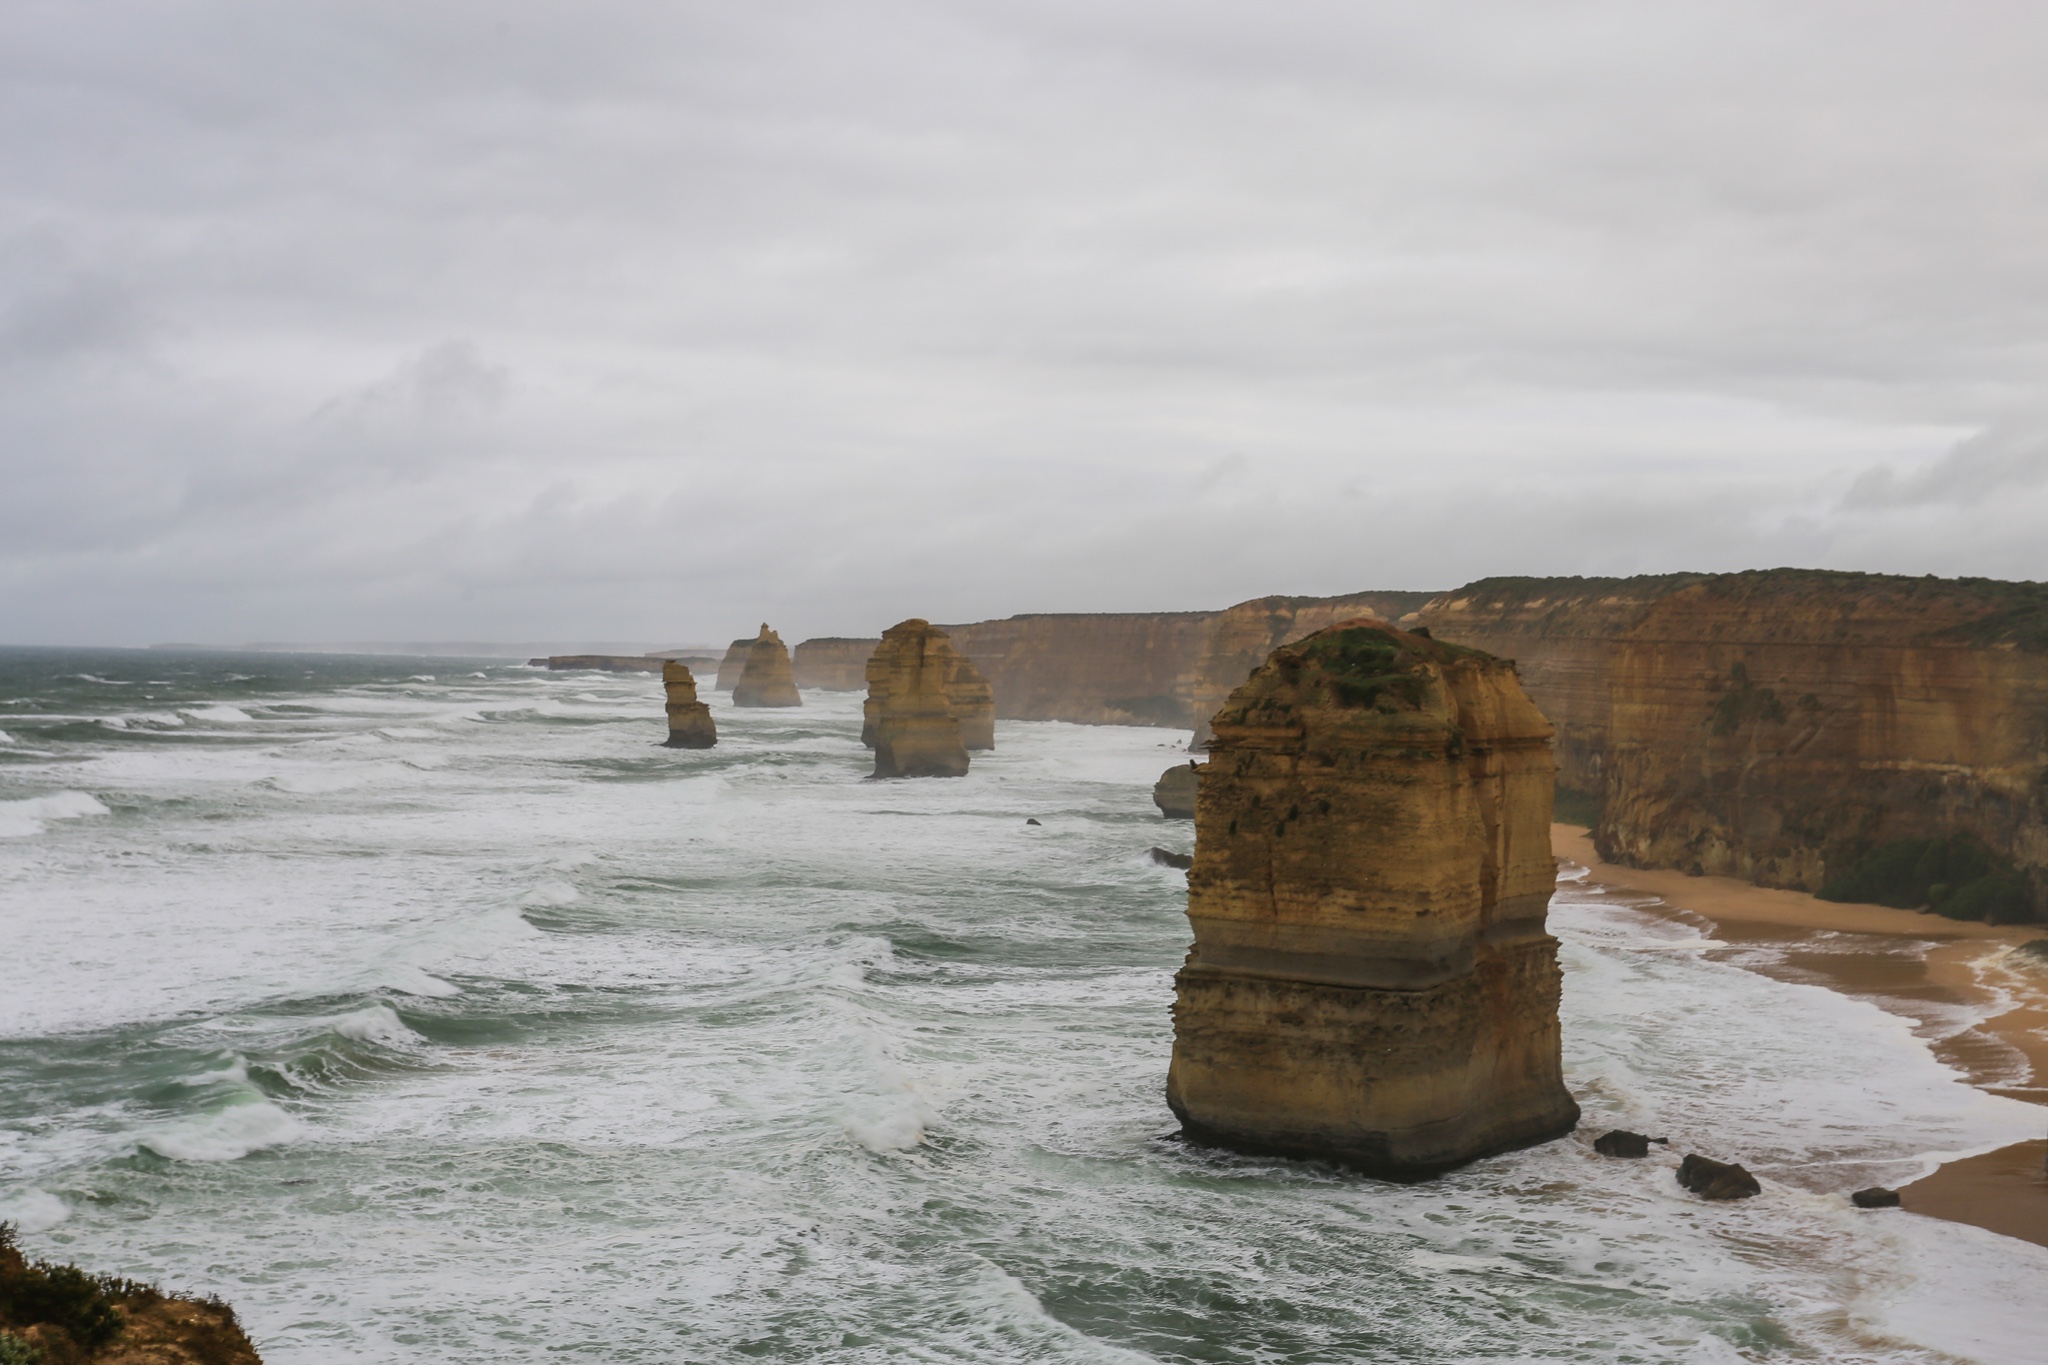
left=2, top=647, right=2044, bottom=1363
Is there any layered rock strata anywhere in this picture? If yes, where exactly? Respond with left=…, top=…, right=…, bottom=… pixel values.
left=793, top=637, right=882, bottom=691
left=1167, top=620, right=1579, bottom=1178
left=660, top=661, right=717, bottom=748
left=714, top=637, right=754, bottom=691
left=732, top=625, right=802, bottom=708
left=865, top=620, right=971, bottom=778
left=1408, top=572, right=2048, bottom=915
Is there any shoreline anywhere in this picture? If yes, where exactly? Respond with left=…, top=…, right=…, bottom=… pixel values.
left=1551, top=823, right=2048, bottom=1249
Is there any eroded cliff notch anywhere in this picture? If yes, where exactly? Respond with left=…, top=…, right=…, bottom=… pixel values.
left=732, top=624, right=802, bottom=708
left=864, top=620, right=973, bottom=778
left=1167, top=619, right=1579, bottom=1178
left=661, top=660, right=717, bottom=748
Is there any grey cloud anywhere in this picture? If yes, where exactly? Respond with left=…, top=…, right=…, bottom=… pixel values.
left=3, top=1, right=2047, bottom=645
left=1844, top=416, right=2048, bottom=508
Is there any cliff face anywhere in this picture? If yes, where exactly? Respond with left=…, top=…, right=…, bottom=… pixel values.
left=866, top=620, right=971, bottom=778
left=661, top=661, right=717, bottom=748
left=792, top=638, right=880, bottom=691
left=1409, top=572, right=2048, bottom=913
left=714, top=637, right=753, bottom=692
left=732, top=625, right=802, bottom=708
left=942, top=592, right=1436, bottom=735
left=1, top=1226, right=262, bottom=1364
left=1167, top=621, right=1577, bottom=1177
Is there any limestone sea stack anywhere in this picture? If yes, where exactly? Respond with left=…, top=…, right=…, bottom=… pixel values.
left=1167, top=619, right=1579, bottom=1178
left=865, top=619, right=971, bottom=777
left=944, top=651, right=996, bottom=750
left=714, top=637, right=754, bottom=691
left=661, top=661, right=717, bottom=748
left=732, top=625, right=802, bottom=708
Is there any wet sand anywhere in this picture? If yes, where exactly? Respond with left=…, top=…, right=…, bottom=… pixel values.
left=1553, top=824, right=2048, bottom=1249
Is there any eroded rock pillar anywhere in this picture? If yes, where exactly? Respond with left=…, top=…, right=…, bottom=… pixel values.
left=661, top=661, right=717, bottom=749
left=1167, top=619, right=1578, bottom=1178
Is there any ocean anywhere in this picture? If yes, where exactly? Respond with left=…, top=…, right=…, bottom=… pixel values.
left=2, top=648, right=2044, bottom=1363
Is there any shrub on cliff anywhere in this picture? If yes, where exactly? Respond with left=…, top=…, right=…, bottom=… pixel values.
left=0, top=1223, right=140, bottom=1358
left=1819, top=836, right=2040, bottom=924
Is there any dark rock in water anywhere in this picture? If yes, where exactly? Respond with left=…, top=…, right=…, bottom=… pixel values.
left=1677, top=1153, right=1761, bottom=1200
left=1593, top=1129, right=1651, bottom=1158
left=1851, top=1186, right=1901, bottom=1208
left=1148, top=846, right=1193, bottom=870
left=2016, top=939, right=2048, bottom=961
left=1153, top=762, right=1197, bottom=819
left=1025, top=818, right=1041, bottom=826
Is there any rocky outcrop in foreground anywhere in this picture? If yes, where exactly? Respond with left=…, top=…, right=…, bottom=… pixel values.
left=661, top=661, right=717, bottom=748
left=1, top=1226, right=261, bottom=1363
left=865, top=620, right=971, bottom=778
left=732, top=626, right=802, bottom=708
left=793, top=638, right=881, bottom=691
left=1167, top=620, right=1579, bottom=1178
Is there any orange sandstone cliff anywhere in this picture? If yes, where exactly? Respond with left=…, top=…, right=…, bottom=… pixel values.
left=660, top=661, right=717, bottom=748
left=941, top=592, right=1436, bottom=734
left=943, top=651, right=995, bottom=751
left=732, top=625, right=802, bottom=708
left=1167, top=620, right=1578, bottom=1176
left=792, top=638, right=880, bottom=691
left=1410, top=571, right=2048, bottom=916
left=865, top=620, right=971, bottom=778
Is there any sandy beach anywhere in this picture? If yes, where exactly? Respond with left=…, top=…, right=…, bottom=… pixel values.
left=1553, top=824, right=2048, bottom=1249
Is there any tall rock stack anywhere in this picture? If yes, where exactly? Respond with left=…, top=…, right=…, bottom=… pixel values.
left=714, top=637, right=754, bottom=692
left=865, top=619, right=972, bottom=778
left=660, top=661, right=717, bottom=748
left=732, top=624, right=802, bottom=707
left=943, top=652, right=996, bottom=750
left=1167, top=620, right=1578, bottom=1178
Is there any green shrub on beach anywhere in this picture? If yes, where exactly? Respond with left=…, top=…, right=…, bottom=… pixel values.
left=0, top=1329, right=40, bottom=1365
left=1818, top=836, right=2040, bottom=924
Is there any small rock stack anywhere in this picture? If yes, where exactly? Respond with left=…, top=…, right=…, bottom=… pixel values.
left=733, top=625, right=802, bottom=708
left=864, top=619, right=978, bottom=777
left=945, top=652, right=996, bottom=751
left=660, top=661, right=717, bottom=749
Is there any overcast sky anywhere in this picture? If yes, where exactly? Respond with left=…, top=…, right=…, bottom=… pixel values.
left=5, top=1, right=2046, bottom=647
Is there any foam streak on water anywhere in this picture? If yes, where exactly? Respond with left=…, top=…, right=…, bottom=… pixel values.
left=1, top=647, right=2044, bottom=1363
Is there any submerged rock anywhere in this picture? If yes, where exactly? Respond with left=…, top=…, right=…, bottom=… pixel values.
left=866, top=620, right=971, bottom=778
left=1153, top=762, right=1197, bottom=819
left=732, top=625, right=802, bottom=708
left=1677, top=1153, right=1761, bottom=1200
left=1167, top=620, right=1579, bottom=1179
left=660, top=661, right=717, bottom=749
left=1851, top=1186, right=1901, bottom=1208
left=1593, top=1129, right=1651, bottom=1158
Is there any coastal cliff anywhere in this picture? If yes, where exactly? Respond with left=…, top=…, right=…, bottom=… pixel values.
left=944, top=652, right=995, bottom=750
left=793, top=638, right=879, bottom=691
left=732, top=625, right=802, bottom=708
left=1410, top=572, right=2048, bottom=918
left=942, top=592, right=1435, bottom=734
left=865, top=620, right=971, bottom=777
left=1166, top=621, right=1578, bottom=1176
left=660, top=661, right=717, bottom=748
